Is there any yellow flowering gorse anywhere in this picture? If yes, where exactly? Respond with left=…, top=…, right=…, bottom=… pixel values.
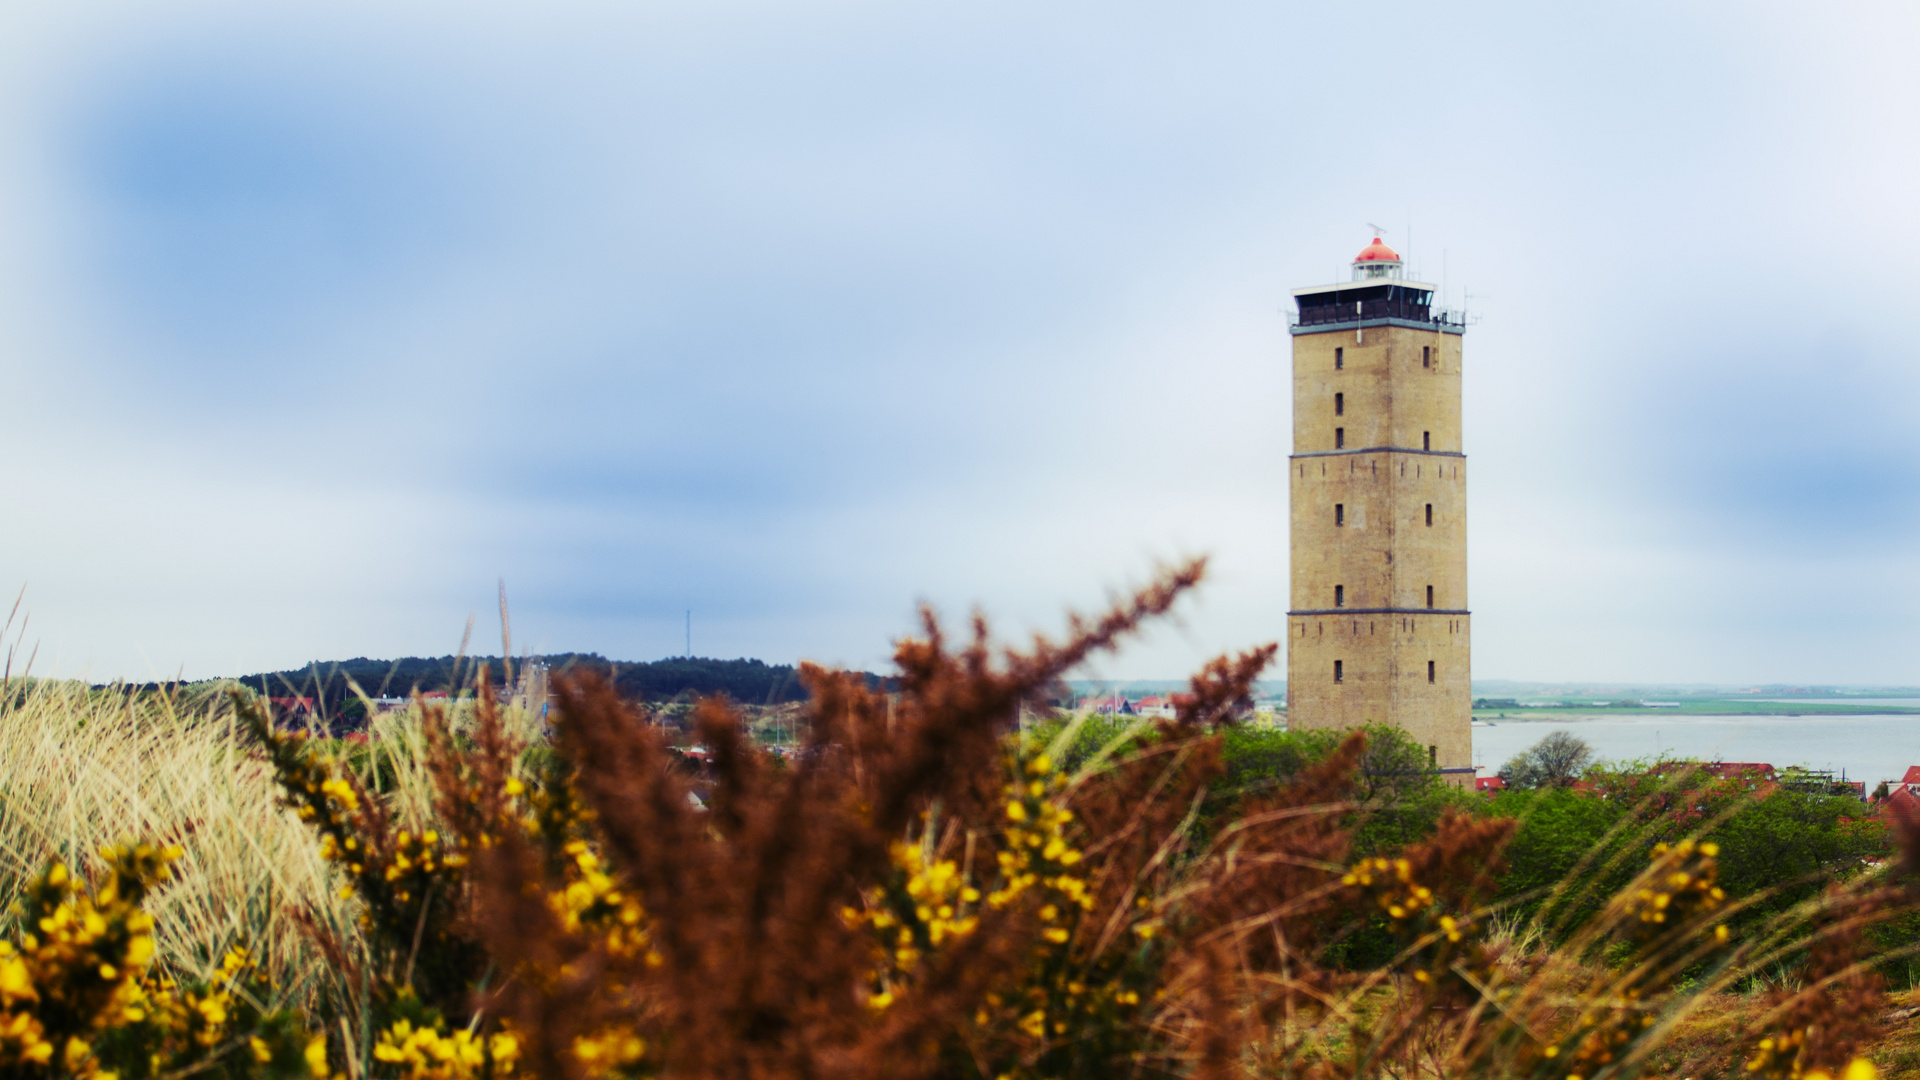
left=1534, top=840, right=1733, bottom=1080
left=1615, top=839, right=1727, bottom=939
left=372, top=1019, right=520, bottom=1079
left=846, top=749, right=1158, bottom=1077
left=0, top=844, right=174, bottom=1076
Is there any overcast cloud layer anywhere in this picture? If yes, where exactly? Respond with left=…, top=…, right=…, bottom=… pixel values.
left=0, top=0, right=1916, bottom=684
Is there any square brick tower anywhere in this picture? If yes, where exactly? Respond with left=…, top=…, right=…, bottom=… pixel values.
left=1285, top=237, right=1472, bottom=781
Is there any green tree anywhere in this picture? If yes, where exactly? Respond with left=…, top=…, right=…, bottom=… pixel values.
left=1499, top=730, right=1595, bottom=789
left=1491, top=765, right=1894, bottom=948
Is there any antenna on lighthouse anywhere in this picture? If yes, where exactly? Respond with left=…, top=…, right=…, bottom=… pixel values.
left=1464, top=288, right=1490, bottom=326
left=1365, top=222, right=1388, bottom=238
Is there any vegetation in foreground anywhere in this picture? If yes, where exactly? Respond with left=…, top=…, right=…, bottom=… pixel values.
left=0, top=561, right=1913, bottom=1079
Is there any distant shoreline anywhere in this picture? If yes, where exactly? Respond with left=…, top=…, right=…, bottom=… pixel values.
left=1472, top=702, right=1920, bottom=721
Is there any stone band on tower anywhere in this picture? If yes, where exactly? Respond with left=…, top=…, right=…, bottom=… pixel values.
left=1285, top=237, right=1472, bottom=780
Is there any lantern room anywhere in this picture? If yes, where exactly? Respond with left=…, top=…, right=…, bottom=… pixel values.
left=1351, top=236, right=1402, bottom=281
left=1289, top=234, right=1462, bottom=335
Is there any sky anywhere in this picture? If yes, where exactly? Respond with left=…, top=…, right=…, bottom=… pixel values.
left=0, top=0, right=1917, bottom=685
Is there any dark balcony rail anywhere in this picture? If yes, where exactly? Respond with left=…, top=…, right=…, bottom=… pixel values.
left=1291, top=299, right=1467, bottom=328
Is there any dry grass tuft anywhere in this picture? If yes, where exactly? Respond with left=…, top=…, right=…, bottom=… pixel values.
left=0, top=679, right=347, bottom=1003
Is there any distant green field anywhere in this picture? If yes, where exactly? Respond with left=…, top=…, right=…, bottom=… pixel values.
left=1472, top=699, right=1920, bottom=718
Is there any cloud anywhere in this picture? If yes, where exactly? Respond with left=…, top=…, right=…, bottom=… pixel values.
left=0, top=0, right=1915, bottom=682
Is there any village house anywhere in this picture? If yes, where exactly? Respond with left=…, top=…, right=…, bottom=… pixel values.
left=1134, top=695, right=1175, bottom=719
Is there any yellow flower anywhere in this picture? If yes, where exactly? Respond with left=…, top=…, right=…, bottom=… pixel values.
left=491, top=1032, right=520, bottom=1064
left=573, top=1029, right=644, bottom=1073
left=0, top=959, right=32, bottom=1000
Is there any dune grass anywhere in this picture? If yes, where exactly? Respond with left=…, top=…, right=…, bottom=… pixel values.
left=0, top=678, right=359, bottom=1011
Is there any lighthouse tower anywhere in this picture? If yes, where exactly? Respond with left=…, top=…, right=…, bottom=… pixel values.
left=1284, top=237, right=1472, bottom=780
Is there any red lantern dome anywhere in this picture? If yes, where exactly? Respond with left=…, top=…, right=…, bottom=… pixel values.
left=1354, top=236, right=1400, bottom=264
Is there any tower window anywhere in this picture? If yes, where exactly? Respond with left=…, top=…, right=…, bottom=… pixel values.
left=1335, top=585, right=1344, bottom=607
left=1425, top=503, right=1433, bottom=526
left=1334, top=392, right=1344, bottom=416
left=1335, top=428, right=1345, bottom=449
left=1426, top=585, right=1435, bottom=609
left=1335, top=503, right=1345, bottom=527
left=1423, top=431, right=1431, bottom=450
left=1428, top=745, right=1437, bottom=767
left=1422, top=346, right=1431, bottom=368
left=1334, top=660, right=1343, bottom=683
left=1428, top=660, right=1436, bottom=683
left=1335, top=347, right=1343, bottom=369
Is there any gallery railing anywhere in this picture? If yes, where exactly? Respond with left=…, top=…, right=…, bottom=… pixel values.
left=1289, top=301, right=1468, bottom=329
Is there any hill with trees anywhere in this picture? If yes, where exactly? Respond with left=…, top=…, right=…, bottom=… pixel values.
left=115, top=654, right=882, bottom=715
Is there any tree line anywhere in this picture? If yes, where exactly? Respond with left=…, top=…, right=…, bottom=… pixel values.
left=106, top=654, right=887, bottom=720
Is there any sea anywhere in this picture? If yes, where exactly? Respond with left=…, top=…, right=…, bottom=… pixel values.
left=1468, top=702, right=1920, bottom=788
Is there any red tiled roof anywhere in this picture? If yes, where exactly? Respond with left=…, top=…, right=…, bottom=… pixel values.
left=1878, top=784, right=1920, bottom=819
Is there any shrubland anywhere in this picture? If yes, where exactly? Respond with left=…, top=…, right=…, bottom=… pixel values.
left=0, top=561, right=1911, bottom=1079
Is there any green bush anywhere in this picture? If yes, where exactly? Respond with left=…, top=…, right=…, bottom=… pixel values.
left=1490, top=768, right=1894, bottom=960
